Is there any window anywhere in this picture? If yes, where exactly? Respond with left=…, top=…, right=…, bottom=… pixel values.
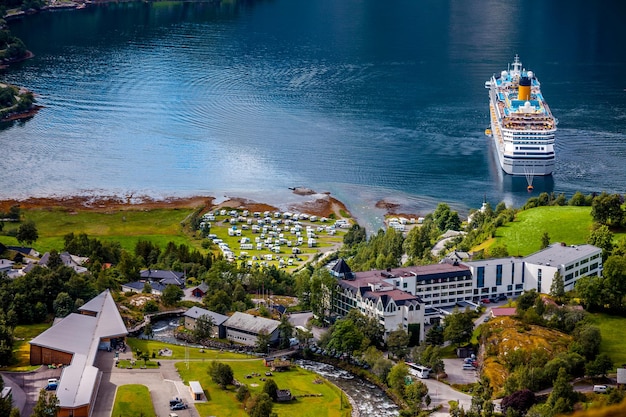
left=496, top=264, right=502, bottom=285
left=511, top=263, right=515, bottom=284
left=403, top=282, right=408, bottom=288
left=477, top=266, right=485, bottom=288
left=507, top=285, right=513, bottom=291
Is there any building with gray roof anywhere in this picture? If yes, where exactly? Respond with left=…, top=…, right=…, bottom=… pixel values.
left=29, top=290, right=127, bottom=417
left=223, top=312, right=280, bottom=347
left=184, top=306, right=229, bottom=339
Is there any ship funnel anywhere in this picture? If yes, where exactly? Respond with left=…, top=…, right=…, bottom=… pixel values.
left=518, top=76, right=531, bottom=101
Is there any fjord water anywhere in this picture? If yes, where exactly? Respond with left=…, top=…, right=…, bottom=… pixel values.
left=2, top=0, right=626, bottom=227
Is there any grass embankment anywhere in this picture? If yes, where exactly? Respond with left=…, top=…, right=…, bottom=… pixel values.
left=481, top=316, right=572, bottom=396
left=588, top=313, right=626, bottom=367
left=112, top=384, right=156, bottom=417
left=489, top=206, right=594, bottom=256
left=3, top=207, right=198, bottom=253
left=176, top=359, right=351, bottom=417
left=2, top=322, right=53, bottom=371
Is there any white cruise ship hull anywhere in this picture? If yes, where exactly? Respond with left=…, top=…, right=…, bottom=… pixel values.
left=486, top=55, right=557, bottom=177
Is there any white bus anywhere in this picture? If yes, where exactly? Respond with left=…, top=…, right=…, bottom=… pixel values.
left=407, top=362, right=431, bottom=379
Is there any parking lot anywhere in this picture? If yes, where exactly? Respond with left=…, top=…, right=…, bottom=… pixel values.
left=444, top=358, right=479, bottom=385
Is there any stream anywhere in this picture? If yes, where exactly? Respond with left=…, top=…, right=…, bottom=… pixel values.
left=148, top=318, right=399, bottom=416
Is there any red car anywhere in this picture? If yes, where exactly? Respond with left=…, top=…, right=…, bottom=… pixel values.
left=480, top=298, right=490, bottom=304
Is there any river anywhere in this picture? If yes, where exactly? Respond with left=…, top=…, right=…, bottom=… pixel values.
left=148, top=317, right=400, bottom=415
left=2, top=0, right=626, bottom=229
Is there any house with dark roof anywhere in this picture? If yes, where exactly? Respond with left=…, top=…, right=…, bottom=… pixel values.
left=184, top=306, right=229, bottom=339
left=140, top=269, right=185, bottom=286
left=121, top=280, right=167, bottom=295
left=29, top=290, right=127, bottom=417
left=6, top=245, right=39, bottom=257
left=122, top=269, right=186, bottom=295
left=223, top=312, right=280, bottom=347
left=330, top=258, right=354, bottom=280
left=39, top=251, right=89, bottom=274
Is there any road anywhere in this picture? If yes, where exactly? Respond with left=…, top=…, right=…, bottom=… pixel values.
left=419, top=377, right=472, bottom=416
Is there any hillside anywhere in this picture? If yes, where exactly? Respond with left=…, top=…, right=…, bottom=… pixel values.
left=480, top=316, right=573, bottom=395
left=490, top=206, right=593, bottom=256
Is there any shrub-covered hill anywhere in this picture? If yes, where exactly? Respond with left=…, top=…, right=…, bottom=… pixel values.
left=480, top=316, right=573, bottom=395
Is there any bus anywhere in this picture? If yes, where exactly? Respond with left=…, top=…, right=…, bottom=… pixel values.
left=407, top=362, right=431, bottom=379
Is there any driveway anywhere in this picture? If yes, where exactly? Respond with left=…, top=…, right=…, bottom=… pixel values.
left=420, top=377, right=472, bottom=416
left=1, top=366, right=63, bottom=417
left=91, top=350, right=199, bottom=417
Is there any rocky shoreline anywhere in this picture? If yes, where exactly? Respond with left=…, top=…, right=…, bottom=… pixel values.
left=0, top=189, right=353, bottom=219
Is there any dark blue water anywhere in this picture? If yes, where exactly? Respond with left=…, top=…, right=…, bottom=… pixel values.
left=2, top=0, right=625, bottom=229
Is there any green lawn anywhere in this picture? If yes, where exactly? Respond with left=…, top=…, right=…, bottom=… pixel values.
left=126, top=338, right=248, bottom=361
left=112, top=384, right=156, bottom=417
left=0, top=207, right=197, bottom=253
left=491, top=206, right=594, bottom=256
left=587, top=313, right=626, bottom=367
left=1, top=322, right=53, bottom=371
left=176, top=359, right=351, bottom=417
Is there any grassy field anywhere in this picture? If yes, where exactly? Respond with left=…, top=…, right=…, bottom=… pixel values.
left=489, top=206, right=594, bottom=256
left=111, top=384, right=157, bottom=417
left=0, top=204, right=348, bottom=272
left=1, top=322, right=53, bottom=371
left=176, top=359, right=351, bottom=417
left=1, top=207, right=197, bottom=253
left=587, top=313, right=626, bottom=367
left=126, top=338, right=253, bottom=361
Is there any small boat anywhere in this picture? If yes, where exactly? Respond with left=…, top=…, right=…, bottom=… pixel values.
left=485, top=128, right=492, bottom=136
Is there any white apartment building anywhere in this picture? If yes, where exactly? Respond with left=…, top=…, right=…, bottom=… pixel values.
left=462, top=243, right=602, bottom=299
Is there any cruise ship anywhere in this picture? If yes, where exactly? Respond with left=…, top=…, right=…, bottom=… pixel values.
left=485, top=55, right=557, bottom=176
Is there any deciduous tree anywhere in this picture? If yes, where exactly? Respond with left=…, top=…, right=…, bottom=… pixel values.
left=16, top=220, right=38, bottom=245
left=162, top=284, right=184, bottom=306
left=247, top=393, right=274, bottom=417
left=263, top=379, right=278, bottom=401
left=443, top=309, right=474, bottom=347
left=208, top=362, right=233, bottom=389
left=386, top=327, right=410, bottom=359
left=387, top=362, right=409, bottom=396
left=194, top=314, right=215, bottom=341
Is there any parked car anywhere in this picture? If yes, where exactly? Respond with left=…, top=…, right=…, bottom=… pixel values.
left=462, top=363, right=476, bottom=370
left=593, top=385, right=608, bottom=394
left=169, top=398, right=182, bottom=406
left=489, top=297, right=498, bottom=303
left=483, top=316, right=490, bottom=322
left=480, top=298, right=490, bottom=304
left=170, top=401, right=188, bottom=410
left=497, top=294, right=508, bottom=301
